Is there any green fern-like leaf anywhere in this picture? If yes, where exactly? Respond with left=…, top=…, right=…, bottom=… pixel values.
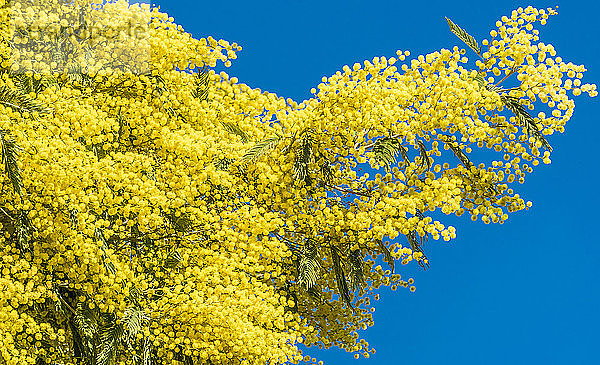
left=141, top=336, right=152, bottom=365
left=319, top=158, right=334, bottom=184
left=164, top=249, right=182, bottom=269
left=372, top=136, right=401, bottom=171
left=445, top=17, right=481, bottom=55
left=500, top=94, right=552, bottom=151
left=293, top=133, right=315, bottom=185
left=65, top=61, right=95, bottom=89
left=12, top=72, right=58, bottom=95
left=0, top=128, right=23, bottom=195
left=406, top=231, right=429, bottom=270
left=75, top=302, right=99, bottom=338
left=376, top=240, right=395, bottom=274
left=15, top=211, right=31, bottom=252
left=417, top=140, right=431, bottom=172
left=330, top=247, right=352, bottom=309
left=52, top=288, right=68, bottom=317
left=74, top=301, right=99, bottom=358
left=440, top=135, right=473, bottom=169
left=242, top=135, right=281, bottom=163
left=475, top=72, right=518, bottom=95
left=122, top=308, right=147, bottom=347
left=129, top=285, right=143, bottom=305
left=473, top=77, right=551, bottom=150
left=213, top=156, right=235, bottom=171
left=95, top=228, right=117, bottom=276
left=165, top=211, right=193, bottom=233
left=347, top=249, right=365, bottom=291
left=221, top=121, right=249, bottom=142
left=0, top=84, right=53, bottom=114
left=473, top=71, right=486, bottom=89
left=97, top=314, right=124, bottom=365
left=192, top=66, right=210, bottom=101
left=298, top=241, right=320, bottom=290
left=399, top=145, right=410, bottom=164
left=307, top=286, right=322, bottom=302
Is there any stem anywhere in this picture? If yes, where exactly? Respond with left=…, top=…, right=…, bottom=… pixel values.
left=495, top=66, right=519, bottom=87
left=327, top=184, right=372, bottom=197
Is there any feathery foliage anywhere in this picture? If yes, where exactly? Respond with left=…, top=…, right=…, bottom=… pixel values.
left=376, top=240, right=395, bottom=274
left=192, top=66, right=211, bottom=101
left=500, top=94, right=553, bottom=151
left=0, top=84, right=53, bottom=114
left=242, top=135, right=281, bottom=162
left=11, top=73, right=58, bottom=95
left=293, top=131, right=316, bottom=185
left=221, top=121, right=250, bottom=142
left=298, top=240, right=320, bottom=290
left=0, top=129, right=23, bottom=195
left=96, top=314, right=124, bottom=365
left=441, top=134, right=473, bottom=169
left=445, top=16, right=481, bottom=56
left=372, top=136, right=401, bottom=171
left=347, top=249, right=365, bottom=292
left=406, top=231, right=429, bottom=270
left=417, top=140, right=431, bottom=172
left=330, top=247, right=353, bottom=309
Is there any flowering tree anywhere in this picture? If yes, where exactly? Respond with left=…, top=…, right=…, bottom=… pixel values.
left=0, top=0, right=596, bottom=364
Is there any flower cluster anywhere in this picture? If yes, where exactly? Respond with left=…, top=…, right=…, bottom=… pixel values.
left=0, top=1, right=595, bottom=364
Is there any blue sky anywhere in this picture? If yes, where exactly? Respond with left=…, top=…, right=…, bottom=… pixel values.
left=155, top=1, right=599, bottom=364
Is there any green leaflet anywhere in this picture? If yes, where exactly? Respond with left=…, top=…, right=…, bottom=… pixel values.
left=242, top=135, right=281, bottom=163
left=165, top=210, right=193, bottom=233
left=445, top=17, right=481, bottom=56
left=348, top=249, right=365, bottom=291
left=164, top=249, right=183, bottom=269
left=213, top=156, right=235, bottom=171
left=141, top=336, right=153, bottom=365
left=307, top=286, right=322, bottom=302
left=440, top=134, right=473, bottom=169
left=473, top=72, right=486, bottom=89
left=319, top=158, right=334, bottom=185
left=95, top=228, right=117, bottom=276
left=73, top=302, right=99, bottom=361
left=298, top=241, right=320, bottom=290
left=376, top=240, right=395, bottom=274
left=65, top=65, right=96, bottom=89
left=52, top=289, right=69, bottom=317
left=74, top=302, right=99, bottom=340
left=500, top=94, right=552, bottom=151
left=122, top=308, right=148, bottom=347
left=15, top=211, right=31, bottom=252
left=66, top=298, right=149, bottom=365
left=330, top=247, right=352, bottom=309
left=472, top=73, right=552, bottom=151
left=12, top=72, right=58, bottom=95
left=406, top=231, right=429, bottom=270
left=0, top=128, right=24, bottom=195
left=399, top=145, right=410, bottom=165
left=129, top=284, right=143, bottom=304
left=0, top=84, right=53, bottom=114
left=417, top=140, right=431, bottom=172
left=97, top=314, right=124, bottom=365
left=221, top=121, right=250, bottom=142
left=192, top=66, right=210, bottom=101
left=293, top=132, right=315, bottom=185
left=372, top=136, right=401, bottom=172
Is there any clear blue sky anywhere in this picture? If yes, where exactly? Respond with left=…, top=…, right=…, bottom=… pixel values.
left=155, top=1, right=599, bottom=364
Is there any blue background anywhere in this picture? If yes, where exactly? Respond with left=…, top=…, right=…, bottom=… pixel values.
left=154, top=1, right=599, bottom=364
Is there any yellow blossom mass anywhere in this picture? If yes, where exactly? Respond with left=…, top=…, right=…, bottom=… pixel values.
left=0, top=1, right=595, bottom=364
